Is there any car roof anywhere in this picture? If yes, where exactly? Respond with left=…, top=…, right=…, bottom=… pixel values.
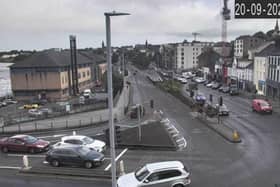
left=61, top=135, right=86, bottom=141
left=146, top=161, right=184, bottom=172
left=11, top=134, right=28, bottom=139
left=253, top=99, right=267, bottom=103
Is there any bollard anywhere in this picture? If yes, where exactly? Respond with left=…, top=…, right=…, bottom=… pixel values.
left=232, top=130, right=240, bottom=142
left=18, top=124, right=21, bottom=133
left=35, top=122, right=38, bottom=131
left=73, top=131, right=76, bottom=136
left=119, top=160, right=125, bottom=176
left=22, top=155, right=31, bottom=170
left=66, top=120, right=68, bottom=128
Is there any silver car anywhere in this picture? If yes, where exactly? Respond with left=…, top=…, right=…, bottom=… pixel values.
left=117, top=161, right=191, bottom=187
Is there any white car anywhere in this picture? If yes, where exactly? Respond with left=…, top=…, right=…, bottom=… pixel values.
left=53, top=135, right=106, bottom=153
left=179, top=78, right=188, bottom=84
left=206, top=82, right=215, bottom=88
left=194, top=77, right=206, bottom=83
left=28, top=109, right=43, bottom=117
left=117, top=161, right=191, bottom=187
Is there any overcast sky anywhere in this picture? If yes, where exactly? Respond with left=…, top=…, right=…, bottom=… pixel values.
left=0, top=0, right=278, bottom=51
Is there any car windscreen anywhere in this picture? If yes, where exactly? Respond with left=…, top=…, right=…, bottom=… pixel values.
left=82, top=137, right=94, bottom=144
left=135, top=166, right=150, bottom=181
left=260, top=102, right=270, bottom=107
left=23, top=136, right=38, bottom=144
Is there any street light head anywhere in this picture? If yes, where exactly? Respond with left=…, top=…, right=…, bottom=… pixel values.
left=104, top=11, right=130, bottom=17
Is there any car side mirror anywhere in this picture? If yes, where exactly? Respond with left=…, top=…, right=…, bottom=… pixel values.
left=144, top=179, right=149, bottom=183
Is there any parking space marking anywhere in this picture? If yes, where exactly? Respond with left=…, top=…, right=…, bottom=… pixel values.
left=104, top=148, right=128, bottom=171
left=0, top=166, right=21, bottom=170
left=7, top=154, right=45, bottom=158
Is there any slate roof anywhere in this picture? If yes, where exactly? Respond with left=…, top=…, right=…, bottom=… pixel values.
left=255, top=43, right=280, bottom=57
left=10, top=49, right=94, bottom=68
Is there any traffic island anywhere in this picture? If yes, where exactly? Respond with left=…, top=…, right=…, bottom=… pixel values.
left=195, top=113, right=241, bottom=143
left=95, top=121, right=177, bottom=151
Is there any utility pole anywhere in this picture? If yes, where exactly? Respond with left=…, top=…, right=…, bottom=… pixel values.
left=105, top=11, right=130, bottom=187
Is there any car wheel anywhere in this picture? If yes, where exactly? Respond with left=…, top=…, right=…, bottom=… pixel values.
left=1, top=147, right=8, bottom=153
left=51, top=159, right=60, bottom=167
left=173, top=184, right=184, bottom=187
left=28, top=148, right=35, bottom=154
left=84, top=161, right=93, bottom=169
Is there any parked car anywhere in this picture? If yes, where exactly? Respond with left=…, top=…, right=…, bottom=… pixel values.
left=252, top=99, right=272, bottom=114
left=194, top=77, right=206, bottom=83
left=212, top=83, right=221, bottom=90
left=229, top=86, right=239, bottom=95
left=23, top=103, right=39, bottom=109
left=83, top=89, right=93, bottom=99
left=206, top=81, right=215, bottom=88
left=215, top=104, right=230, bottom=116
left=0, top=134, right=50, bottom=153
left=0, top=102, right=7, bottom=107
left=222, top=86, right=230, bottom=93
left=179, top=77, right=188, bottom=84
left=218, top=86, right=225, bottom=92
left=39, top=108, right=53, bottom=115
left=204, top=80, right=211, bottom=86
left=53, top=135, right=106, bottom=153
left=117, top=161, right=191, bottom=187
left=3, top=99, right=17, bottom=104
left=28, top=109, right=43, bottom=117
left=45, top=146, right=104, bottom=168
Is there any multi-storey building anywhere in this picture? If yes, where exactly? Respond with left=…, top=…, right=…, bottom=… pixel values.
left=266, top=41, right=280, bottom=98
left=10, top=49, right=99, bottom=101
left=176, top=41, right=213, bottom=70
left=234, top=35, right=265, bottom=58
left=159, top=44, right=176, bottom=70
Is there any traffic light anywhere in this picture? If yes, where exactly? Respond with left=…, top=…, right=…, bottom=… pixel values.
left=209, top=94, right=213, bottom=102
left=104, top=126, right=121, bottom=146
left=219, top=96, right=223, bottom=106
left=150, top=99, right=154, bottom=108
left=115, top=126, right=121, bottom=145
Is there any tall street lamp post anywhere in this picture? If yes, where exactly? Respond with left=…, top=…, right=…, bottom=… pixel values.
left=104, top=11, right=130, bottom=187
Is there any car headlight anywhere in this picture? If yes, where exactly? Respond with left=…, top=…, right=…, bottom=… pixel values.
left=37, top=145, right=45, bottom=148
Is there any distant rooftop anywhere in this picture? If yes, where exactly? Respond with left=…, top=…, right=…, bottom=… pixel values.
left=10, top=49, right=96, bottom=69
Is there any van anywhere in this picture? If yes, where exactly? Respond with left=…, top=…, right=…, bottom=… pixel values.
left=252, top=99, right=272, bottom=114
left=83, top=89, right=92, bottom=99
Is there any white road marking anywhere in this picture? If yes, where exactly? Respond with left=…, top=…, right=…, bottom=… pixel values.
left=7, top=154, right=45, bottom=158
left=0, top=166, right=21, bottom=170
left=104, top=148, right=128, bottom=171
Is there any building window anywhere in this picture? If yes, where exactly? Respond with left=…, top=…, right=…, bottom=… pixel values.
left=83, top=72, right=86, bottom=78
left=78, top=73, right=81, bottom=79
left=87, top=70, right=90, bottom=76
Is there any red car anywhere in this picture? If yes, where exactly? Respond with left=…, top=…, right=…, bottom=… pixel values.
left=0, top=134, right=50, bottom=153
left=252, top=99, right=273, bottom=114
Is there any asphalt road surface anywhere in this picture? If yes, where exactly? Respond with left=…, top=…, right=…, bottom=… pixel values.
left=1, top=68, right=280, bottom=187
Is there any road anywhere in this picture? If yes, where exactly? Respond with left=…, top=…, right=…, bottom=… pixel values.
left=0, top=67, right=280, bottom=186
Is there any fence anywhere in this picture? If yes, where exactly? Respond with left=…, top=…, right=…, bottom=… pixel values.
left=0, top=77, right=131, bottom=134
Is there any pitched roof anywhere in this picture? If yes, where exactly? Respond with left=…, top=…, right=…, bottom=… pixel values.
left=10, top=49, right=94, bottom=68
left=255, top=43, right=280, bottom=57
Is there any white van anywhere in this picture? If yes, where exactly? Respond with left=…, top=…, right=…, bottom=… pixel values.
left=83, top=89, right=92, bottom=98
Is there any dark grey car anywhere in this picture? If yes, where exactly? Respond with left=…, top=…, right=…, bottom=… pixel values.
left=46, top=146, right=104, bottom=169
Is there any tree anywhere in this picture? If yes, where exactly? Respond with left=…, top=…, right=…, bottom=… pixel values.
left=101, top=71, right=123, bottom=97
left=197, top=48, right=220, bottom=74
